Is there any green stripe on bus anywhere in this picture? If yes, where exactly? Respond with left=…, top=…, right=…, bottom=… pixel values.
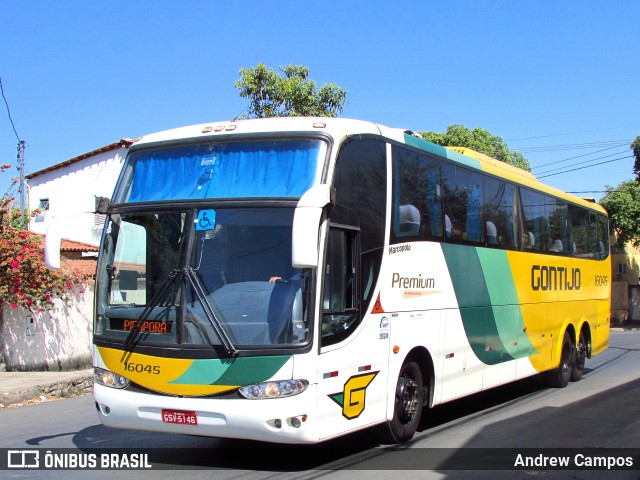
left=442, top=244, right=534, bottom=364
left=170, top=355, right=291, bottom=386
left=403, top=134, right=482, bottom=170
left=442, top=244, right=507, bottom=364
left=476, top=249, right=536, bottom=359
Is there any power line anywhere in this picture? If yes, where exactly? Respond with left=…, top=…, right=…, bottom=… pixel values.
left=518, top=140, right=630, bottom=153
left=534, top=149, right=631, bottom=176
left=0, top=75, right=21, bottom=141
left=567, top=190, right=608, bottom=194
left=531, top=144, right=629, bottom=170
left=537, top=155, right=633, bottom=179
left=507, top=123, right=640, bottom=142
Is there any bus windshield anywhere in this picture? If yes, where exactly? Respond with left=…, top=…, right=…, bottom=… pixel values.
left=114, top=138, right=325, bottom=203
left=96, top=207, right=310, bottom=351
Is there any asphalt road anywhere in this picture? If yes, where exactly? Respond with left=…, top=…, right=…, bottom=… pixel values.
left=1, top=330, right=639, bottom=480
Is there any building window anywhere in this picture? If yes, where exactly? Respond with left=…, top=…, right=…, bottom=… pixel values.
left=94, top=213, right=106, bottom=229
left=34, top=198, right=49, bottom=223
left=618, top=263, right=627, bottom=274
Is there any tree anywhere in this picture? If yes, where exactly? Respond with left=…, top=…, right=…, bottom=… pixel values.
left=235, top=63, right=348, bottom=118
left=599, top=180, right=640, bottom=248
left=632, top=136, right=640, bottom=181
left=1, top=179, right=82, bottom=312
left=419, top=124, right=531, bottom=171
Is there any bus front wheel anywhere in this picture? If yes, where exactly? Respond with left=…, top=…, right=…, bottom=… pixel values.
left=546, top=331, right=573, bottom=388
left=376, top=361, right=424, bottom=444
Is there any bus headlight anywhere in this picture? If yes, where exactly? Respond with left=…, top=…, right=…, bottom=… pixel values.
left=94, top=367, right=130, bottom=389
left=239, top=379, right=308, bottom=399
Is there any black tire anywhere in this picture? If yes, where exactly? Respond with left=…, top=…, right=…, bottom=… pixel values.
left=546, top=331, right=573, bottom=388
left=571, top=331, right=587, bottom=382
left=375, top=361, right=424, bottom=444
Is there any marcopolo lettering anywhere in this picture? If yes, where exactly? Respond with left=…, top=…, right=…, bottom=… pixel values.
left=389, top=244, right=411, bottom=255
left=531, top=265, right=581, bottom=291
left=392, top=272, right=435, bottom=289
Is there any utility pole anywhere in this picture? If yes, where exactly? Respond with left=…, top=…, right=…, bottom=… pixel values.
left=18, top=139, right=26, bottom=223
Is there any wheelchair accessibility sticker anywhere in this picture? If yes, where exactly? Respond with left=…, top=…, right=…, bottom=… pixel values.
left=196, top=209, right=216, bottom=231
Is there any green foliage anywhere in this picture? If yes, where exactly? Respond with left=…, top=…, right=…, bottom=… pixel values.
left=632, top=136, right=640, bottom=181
left=599, top=180, right=640, bottom=249
left=235, top=63, right=348, bottom=118
left=419, top=124, right=531, bottom=171
left=1, top=180, right=83, bottom=312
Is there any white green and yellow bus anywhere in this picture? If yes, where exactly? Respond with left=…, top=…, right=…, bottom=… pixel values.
left=88, top=117, right=610, bottom=444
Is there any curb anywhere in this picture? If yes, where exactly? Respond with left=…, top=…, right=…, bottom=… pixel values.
left=0, top=373, right=93, bottom=409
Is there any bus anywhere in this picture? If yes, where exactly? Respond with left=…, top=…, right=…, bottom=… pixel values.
left=82, top=117, right=610, bottom=444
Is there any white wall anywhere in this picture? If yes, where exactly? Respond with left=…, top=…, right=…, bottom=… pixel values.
left=28, top=147, right=126, bottom=246
left=0, top=286, right=93, bottom=371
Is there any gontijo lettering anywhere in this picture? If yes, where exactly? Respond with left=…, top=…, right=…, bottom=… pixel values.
left=531, top=265, right=581, bottom=291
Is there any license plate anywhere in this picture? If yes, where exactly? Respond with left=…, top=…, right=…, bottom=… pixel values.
left=161, top=409, right=198, bottom=426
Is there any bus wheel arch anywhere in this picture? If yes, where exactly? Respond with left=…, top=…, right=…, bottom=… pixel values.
left=375, top=347, right=433, bottom=444
left=546, top=328, right=574, bottom=388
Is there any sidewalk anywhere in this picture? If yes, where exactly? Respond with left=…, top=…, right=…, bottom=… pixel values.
left=1, top=321, right=639, bottom=409
left=610, top=319, right=640, bottom=332
left=0, top=368, right=93, bottom=408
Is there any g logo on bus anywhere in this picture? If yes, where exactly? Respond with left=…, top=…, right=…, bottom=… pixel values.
left=328, top=372, right=379, bottom=419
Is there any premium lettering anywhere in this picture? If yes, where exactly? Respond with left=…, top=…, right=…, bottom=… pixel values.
left=392, top=272, right=435, bottom=289
left=531, top=265, right=581, bottom=291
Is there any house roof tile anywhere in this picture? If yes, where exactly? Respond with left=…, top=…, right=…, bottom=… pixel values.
left=26, top=138, right=136, bottom=179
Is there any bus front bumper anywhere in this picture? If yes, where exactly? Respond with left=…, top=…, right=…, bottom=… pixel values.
left=94, top=382, right=320, bottom=444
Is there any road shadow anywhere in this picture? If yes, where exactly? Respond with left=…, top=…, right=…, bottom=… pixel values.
left=62, top=372, right=578, bottom=471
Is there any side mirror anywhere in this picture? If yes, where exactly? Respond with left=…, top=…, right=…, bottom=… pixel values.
left=44, top=220, right=61, bottom=270
left=292, top=184, right=335, bottom=268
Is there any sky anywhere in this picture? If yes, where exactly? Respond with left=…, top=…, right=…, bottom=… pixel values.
left=1, top=1, right=639, bottom=202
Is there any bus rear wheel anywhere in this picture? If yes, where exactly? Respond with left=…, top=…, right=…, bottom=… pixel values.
left=571, top=331, right=587, bottom=382
left=375, top=361, right=424, bottom=444
left=546, top=331, right=573, bottom=388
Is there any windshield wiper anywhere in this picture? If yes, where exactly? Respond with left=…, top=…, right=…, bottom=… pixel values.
left=124, top=269, right=180, bottom=350
left=184, top=267, right=237, bottom=355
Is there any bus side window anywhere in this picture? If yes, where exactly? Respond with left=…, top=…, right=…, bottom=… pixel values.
left=483, top=177, right=517, bottom=249
left=442, top=164, right=484, bottom=245
left=596, top=213, right=610, bottom=259
left=569, top=204, right=589, bottom=257
left=521, top=189, right=549, bottom=253
left=391, top=145, right=443, bottom=243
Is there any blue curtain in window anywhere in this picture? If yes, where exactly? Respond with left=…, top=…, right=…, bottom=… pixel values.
left=125, top=141, right=320, bottom=202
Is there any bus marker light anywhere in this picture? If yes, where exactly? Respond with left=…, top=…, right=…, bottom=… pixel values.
left=202, top=126, right=213, bottom=133
left=214, top=125, right=225, bottom=132
left=393, top=346, right=400, bottom=354
left=313, top=122, right=326, bottom=129
left=323, top=371, right=339, bottom=379
left=358, top=365, right=371, bottom=372
left=224, top=124, right=237, bottom=131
